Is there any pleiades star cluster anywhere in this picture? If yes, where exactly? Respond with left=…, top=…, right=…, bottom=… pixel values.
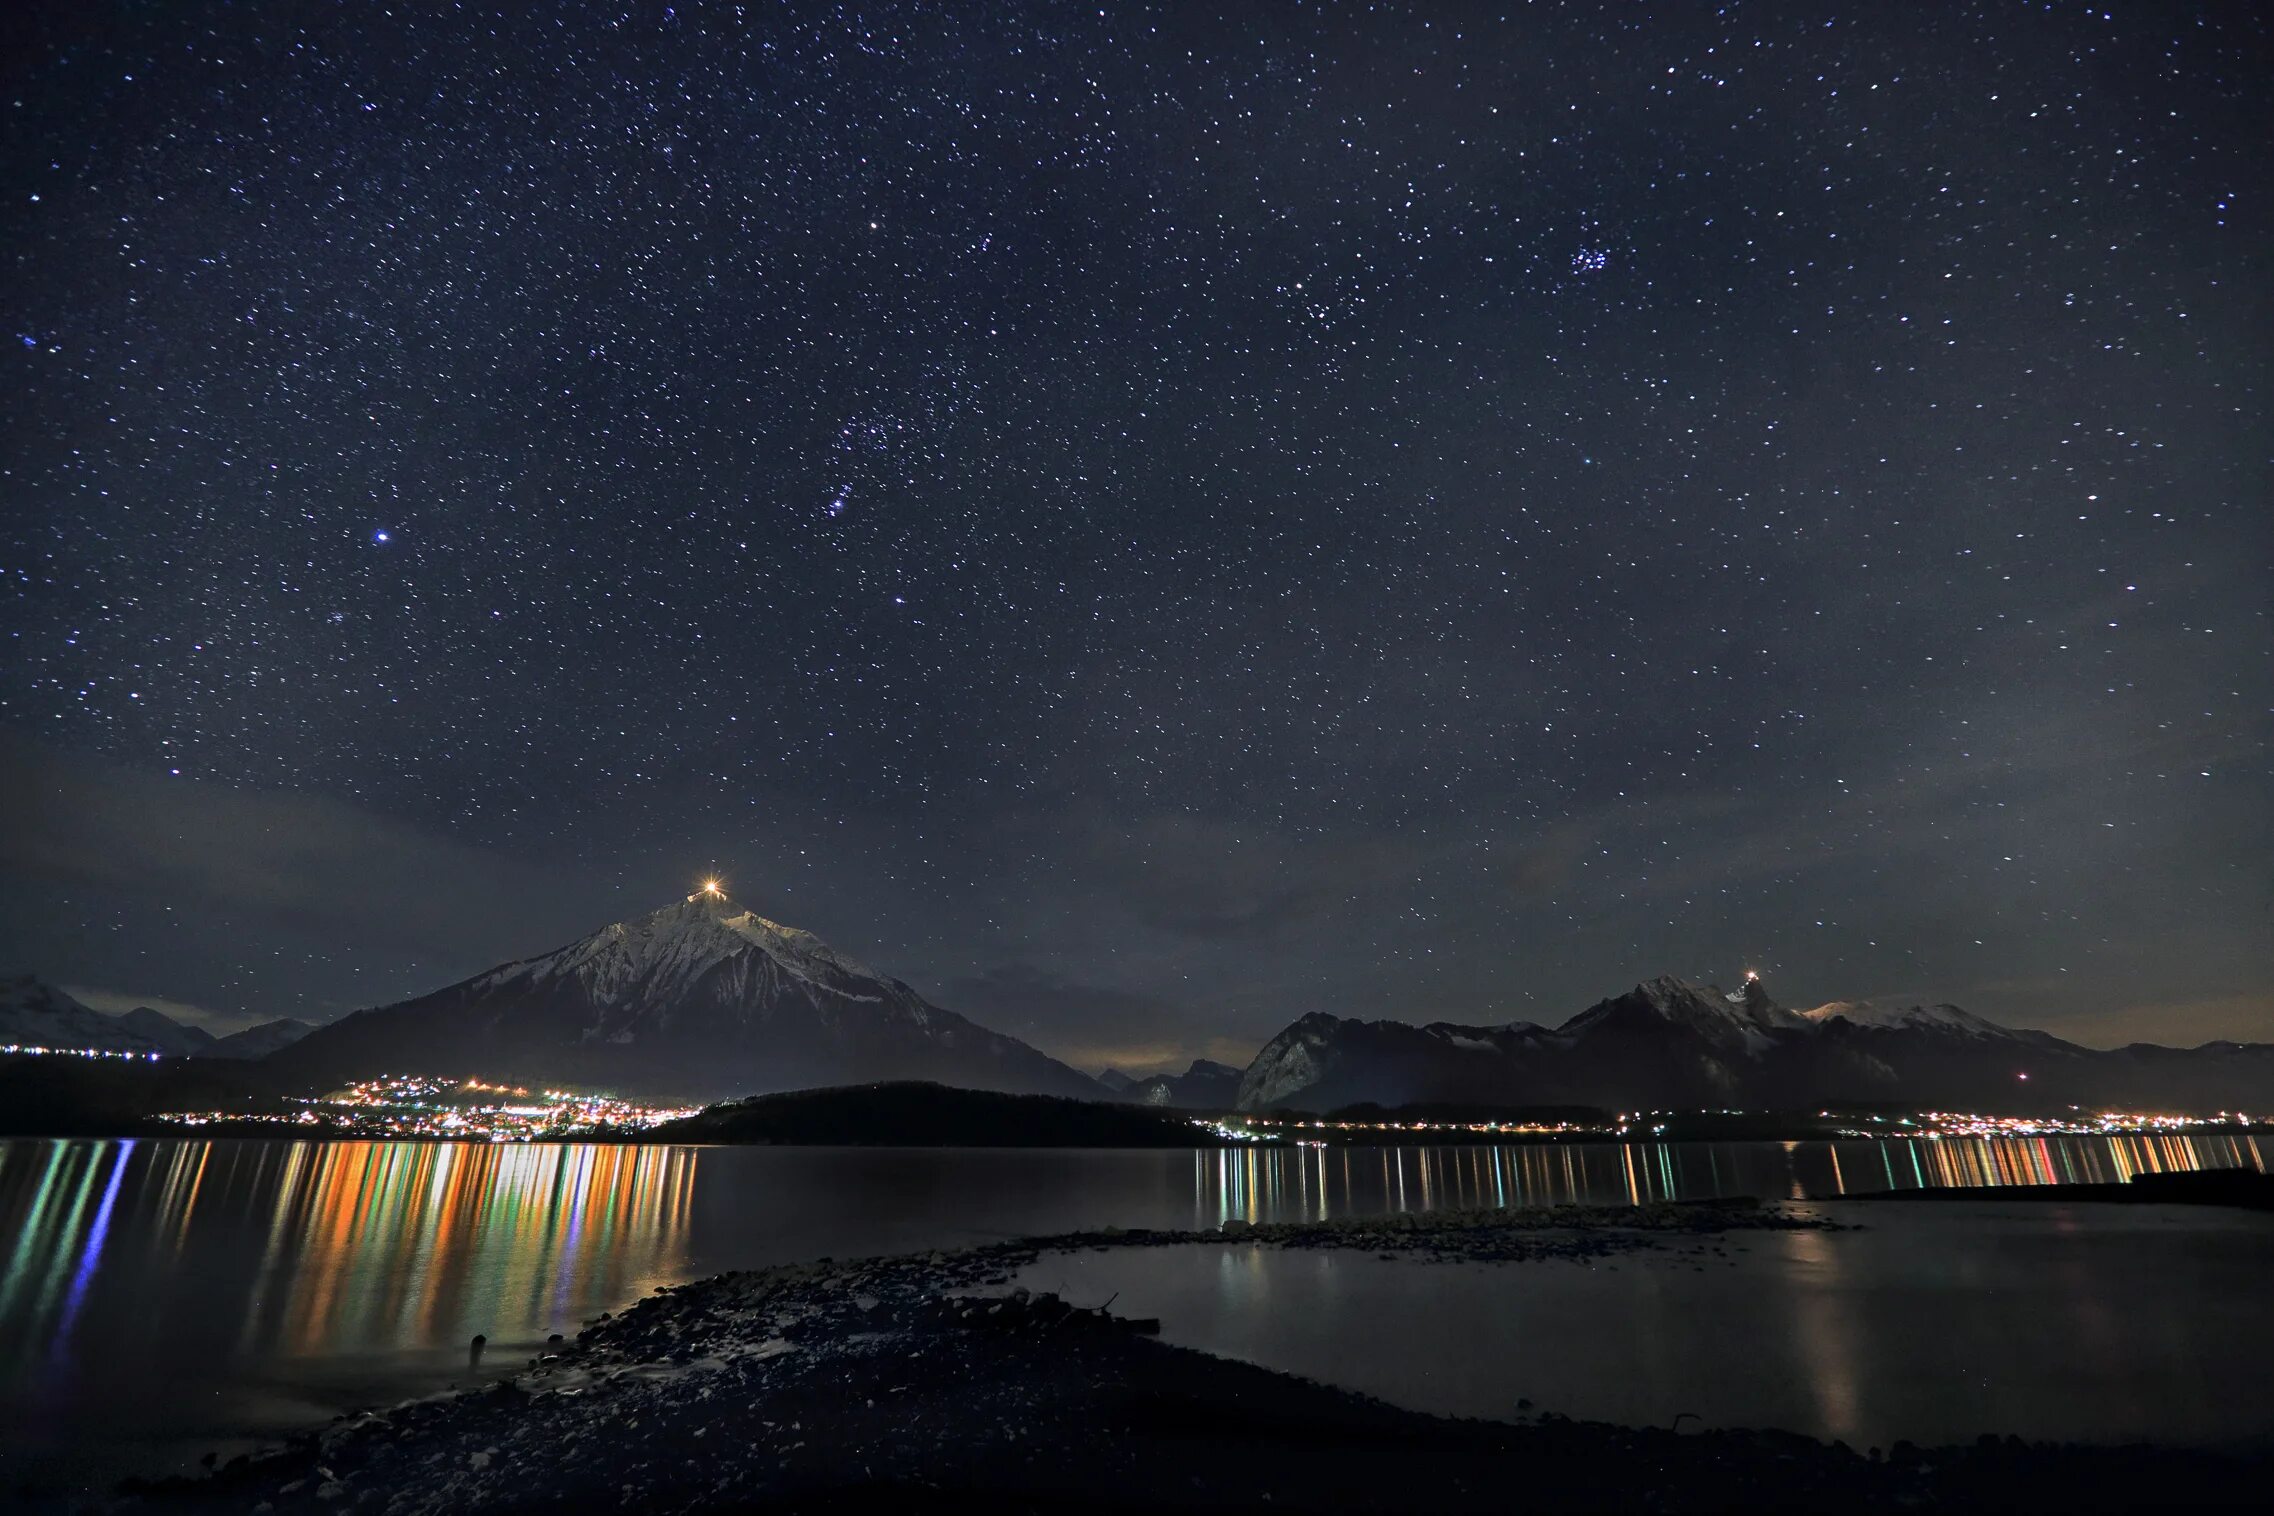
left=1, top=3, right=2265, bottom=1066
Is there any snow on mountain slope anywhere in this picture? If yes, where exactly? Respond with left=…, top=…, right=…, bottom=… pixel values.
left=266, top=890, right=1101, bottom=1102
left=1235, top=1013, right=1553, bottom=1112
left=0, top=976, right=186, bottom=1055
left=476, top=891, right=881, bottom=1020
left=1555, top=975, right=1811, bottom=1054
left=1118, top=1058, right=1243, bottom=1109
left=1226, top=974, right=2257, bottom=1113
left=1798, top=1000, right=2018, bottom=1039
left=1237, top=1015, right=1336, bottom=1111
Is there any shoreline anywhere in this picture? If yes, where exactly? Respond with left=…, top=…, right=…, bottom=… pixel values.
left=1816, top=1167, right=2274, bottom=1209
left=12, top=1123, right=2272, bottom=1148
left=116, top=1199, right=2272, bottom=1513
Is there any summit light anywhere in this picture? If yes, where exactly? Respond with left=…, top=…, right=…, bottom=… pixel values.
left=701, top=877, right=723, bottom=896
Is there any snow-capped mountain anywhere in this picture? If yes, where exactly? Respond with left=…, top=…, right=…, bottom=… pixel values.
left=0, top=976, right=212, bottom=1057
left=1798, top=999, right=2017, bottom=1040
left=265, top=890, right=1102, bottom=1102
left=1234, top=1012, right=1560, bottom=1112
left=1559, top=975, right=1813, bottom=1055
left=1234, top=977, right=2274, bottom=1113
left=1110, top=1058, right=1243, bottom=1110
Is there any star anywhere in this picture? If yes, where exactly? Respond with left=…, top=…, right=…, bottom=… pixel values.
left=0, top=0, right=2261, bottom=1056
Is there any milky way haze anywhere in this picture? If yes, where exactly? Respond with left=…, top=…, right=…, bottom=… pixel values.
left=2, top=3, right=2266, bottom=1067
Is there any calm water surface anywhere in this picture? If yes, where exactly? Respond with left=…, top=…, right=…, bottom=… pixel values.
left=1015, top=1204, right=2274, bottom=1450
left=1, top=1133, right=2266, bottom=1495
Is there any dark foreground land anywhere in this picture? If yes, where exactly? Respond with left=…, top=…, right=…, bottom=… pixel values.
left=112, top=1199, right=2270, bottom=1515
left=0, top=1056, right=289, bottom=1136
left=641, top=1081, right=1235, bottom=1146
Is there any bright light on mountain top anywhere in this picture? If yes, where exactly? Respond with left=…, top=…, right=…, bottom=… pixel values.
left=701, top=877, right=724, bottom=896
left=1744, top=969, right=1760, bottom=983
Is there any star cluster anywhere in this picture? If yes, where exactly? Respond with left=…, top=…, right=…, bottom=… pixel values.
left=1, top=2, right=2266, bottom=1063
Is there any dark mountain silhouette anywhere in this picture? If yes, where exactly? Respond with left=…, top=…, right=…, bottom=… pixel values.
left=1110, top=1058, right=1243, bottom=1110
left=647, top=1081, right=1233, bottom=1147
left=264, top=890, right=1102, bottom=1103
left=1235, top=976, right=2274, bottom=1114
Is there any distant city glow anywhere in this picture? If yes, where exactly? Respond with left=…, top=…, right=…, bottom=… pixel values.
left=1231, top=1107, right=2264, bottom=1146
left=160, top=1073, right=698, bottom=1141
left=1, top=1043, right=165, bottom=1062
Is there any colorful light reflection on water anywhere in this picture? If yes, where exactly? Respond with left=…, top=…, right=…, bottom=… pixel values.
left=1189, top=1132, right=2270, bottom=1228
left=0, top=1140, right=698, bottom=1379
left=1, top=1131, right=2267, bottom=1492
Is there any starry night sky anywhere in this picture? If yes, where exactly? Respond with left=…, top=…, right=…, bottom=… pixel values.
left=2, top=2, right=2267, bottom=1069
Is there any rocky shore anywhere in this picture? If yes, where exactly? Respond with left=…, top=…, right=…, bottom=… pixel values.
left=119, top=1200, right=2268, bottom=1513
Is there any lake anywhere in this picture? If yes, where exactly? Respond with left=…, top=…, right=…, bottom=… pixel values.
left=2, top=1132, right=2267, bottom=1498
left=1013, top=1204, right=2274, bottom=1450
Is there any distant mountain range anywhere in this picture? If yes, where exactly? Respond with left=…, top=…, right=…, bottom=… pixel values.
left=0, top=975, right=313, bottom=1061
left=1234, top=975, right=2274, bottom=1115
left=263, top=890, right=1101, bottom=1102
left=14, top=905, right=2272, bottom=1119
left=1098, top=1059, right=1243, bottom=1109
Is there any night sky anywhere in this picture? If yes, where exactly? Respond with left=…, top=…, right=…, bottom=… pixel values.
left=2, top=3, right=2266, bottom=1071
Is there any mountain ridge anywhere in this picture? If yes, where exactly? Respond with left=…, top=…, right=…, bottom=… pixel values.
left=1235, top=977, right=2274, bottom=1114
left=264, top=890, right=1101, bottom=1102
left=0, top=975, right=304, bottom=1060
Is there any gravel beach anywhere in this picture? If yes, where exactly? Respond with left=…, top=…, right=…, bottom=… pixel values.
left=116, top=1200, right=2269, bottom=1513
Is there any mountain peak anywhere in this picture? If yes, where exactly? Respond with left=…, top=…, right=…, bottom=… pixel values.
left=270, top=892, right=1098, bottom=1102
left=683, top=880, right=742, bottom=914
left=0, top=974, right=93, bottom=1017
left=1733, top=973, right=1779, bottom=1018
left=512, top=892, right=881, bottom=1004
left=0, top=975, right=208, bottom=1057
left=1560, top=974, right=1810, bottom=1050
left=1230, top=976, right=2264, bottom=1113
